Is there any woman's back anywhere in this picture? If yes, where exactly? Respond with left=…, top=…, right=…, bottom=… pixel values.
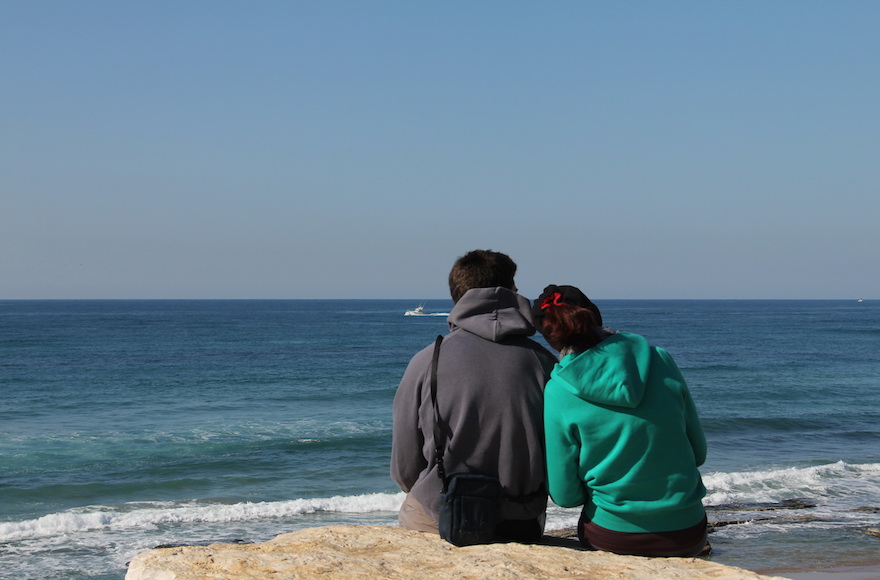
left=543, top=331, right=707, bottom=534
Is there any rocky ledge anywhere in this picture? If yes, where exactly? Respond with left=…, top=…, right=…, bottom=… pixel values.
left=125, top=525, right=787, bottom=579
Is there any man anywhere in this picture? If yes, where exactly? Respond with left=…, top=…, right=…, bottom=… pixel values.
left=391, top=249, right=557, bottom=542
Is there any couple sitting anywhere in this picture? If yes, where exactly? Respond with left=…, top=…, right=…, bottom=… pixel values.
left=391, top=250, right=708, bottom=557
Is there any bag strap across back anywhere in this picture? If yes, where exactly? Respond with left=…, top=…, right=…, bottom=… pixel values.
left=429, top=335, right=447, bottom=488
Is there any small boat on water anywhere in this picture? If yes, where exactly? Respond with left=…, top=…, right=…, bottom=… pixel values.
left=404, top=303, right=449, bottom=317
left=404, top=304, right=426, bottom=316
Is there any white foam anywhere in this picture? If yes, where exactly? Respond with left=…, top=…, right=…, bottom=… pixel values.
left=0, top=492, right=406, bottom=542
left=5, top=462, right=879, bottom=544
left=703, top=460, right=880, bottom=506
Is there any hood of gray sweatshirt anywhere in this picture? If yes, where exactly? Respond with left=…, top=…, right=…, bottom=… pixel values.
left=447, top=287, right=538, bottom=342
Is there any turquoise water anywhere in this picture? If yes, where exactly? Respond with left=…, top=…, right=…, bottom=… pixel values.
left=2, top=299, right=879, bottom=579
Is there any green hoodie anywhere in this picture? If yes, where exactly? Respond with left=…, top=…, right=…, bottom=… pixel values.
left=544, top=331, right=707, bottom=533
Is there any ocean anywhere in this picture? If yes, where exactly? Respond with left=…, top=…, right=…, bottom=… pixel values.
left=1, top=299, right=878, bottom=579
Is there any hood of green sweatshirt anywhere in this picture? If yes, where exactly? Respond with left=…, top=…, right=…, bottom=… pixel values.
left=551, top=332, right=651, bottom=408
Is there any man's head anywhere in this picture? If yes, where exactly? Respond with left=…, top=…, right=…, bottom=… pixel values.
left=448, top=249, right=517, bottom=303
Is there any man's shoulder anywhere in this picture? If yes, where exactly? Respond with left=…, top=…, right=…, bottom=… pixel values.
left=410, top=340, right=438, bottom=363
left=506, top=333, right=557, bottom=356
left=399, top=335, right=452, bottom=381
left=445, top=330, right=556, bottom=364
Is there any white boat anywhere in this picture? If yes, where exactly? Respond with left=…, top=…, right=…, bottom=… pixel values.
left=404, top=304, right=449, bottom=317
left=404, top=304, right=426, bottom=316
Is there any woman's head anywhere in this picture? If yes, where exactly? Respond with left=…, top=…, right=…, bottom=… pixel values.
left=532, top=285, right=603, bottom=352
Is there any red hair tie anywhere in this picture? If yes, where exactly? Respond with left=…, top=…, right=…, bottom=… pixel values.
left=540, top=292, right=566, bottom=310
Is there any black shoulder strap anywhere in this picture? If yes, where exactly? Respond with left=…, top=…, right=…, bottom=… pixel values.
left=429, top=335, right=447, bottom=487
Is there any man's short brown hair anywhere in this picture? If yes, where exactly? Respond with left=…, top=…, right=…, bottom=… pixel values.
left=448, top=250, right=517, bottom=303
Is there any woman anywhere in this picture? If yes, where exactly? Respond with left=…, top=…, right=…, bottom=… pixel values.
left=532, top=285, right=709, bottom=557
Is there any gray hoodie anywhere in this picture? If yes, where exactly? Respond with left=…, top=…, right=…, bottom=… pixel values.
left=391, top=287, right=557, bottom=523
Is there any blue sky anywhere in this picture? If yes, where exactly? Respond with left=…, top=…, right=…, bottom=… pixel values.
left=2, top=1, right=877, bottom=299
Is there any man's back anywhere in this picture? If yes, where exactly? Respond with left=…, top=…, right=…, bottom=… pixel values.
left=391, top=287, right=556, bottom=528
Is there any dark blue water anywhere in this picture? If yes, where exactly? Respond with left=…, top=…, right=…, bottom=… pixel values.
left=2, top=299, right=879, bottom=579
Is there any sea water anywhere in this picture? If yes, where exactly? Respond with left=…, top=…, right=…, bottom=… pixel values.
left=1, top=299, right=878, bottom=579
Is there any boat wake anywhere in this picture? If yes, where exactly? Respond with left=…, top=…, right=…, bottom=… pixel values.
left=404, top=304, right=449, bottom=317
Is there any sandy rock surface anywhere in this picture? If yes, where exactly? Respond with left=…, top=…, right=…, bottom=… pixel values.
left=125, top=525, right=788, bottom=580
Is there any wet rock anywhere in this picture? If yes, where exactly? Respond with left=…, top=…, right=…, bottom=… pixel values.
left=706, top=499, right=821, bottom=532
left=851, top=506, right=880, bottom=513
left=707, top=499, right=817, bottom=513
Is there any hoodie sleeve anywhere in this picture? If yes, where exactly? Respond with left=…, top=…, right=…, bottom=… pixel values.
left=657, top=348, right=707, bottom=467
left=544, top=380, right=589, bottom=508
left=390, top=350, right=429, bottom=491
left=682, top=384, right=707, bottom=467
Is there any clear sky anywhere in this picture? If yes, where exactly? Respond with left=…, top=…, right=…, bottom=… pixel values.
left=2, top=1, right=877, bottom=300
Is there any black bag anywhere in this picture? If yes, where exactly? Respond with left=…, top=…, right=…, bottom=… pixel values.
left=430, top=336, right=503, bottom=547
left=438, top=473, right=503, bottom=546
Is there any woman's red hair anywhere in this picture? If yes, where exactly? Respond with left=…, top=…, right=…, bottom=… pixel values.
left=541, top=303, right=601, bottom=353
